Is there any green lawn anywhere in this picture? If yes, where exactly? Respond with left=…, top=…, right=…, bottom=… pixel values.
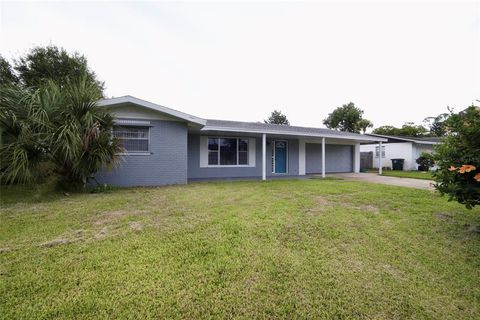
left=374, top=170, right=435, bottom=180
left=1, top=180, right=479, bottom=319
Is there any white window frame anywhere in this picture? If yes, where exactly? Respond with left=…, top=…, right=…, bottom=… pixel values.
left=114, top=125, right=151, bottom=156
left=207, top=137, right=250, bottom=167
left=375, top=145, right=386, bottom=158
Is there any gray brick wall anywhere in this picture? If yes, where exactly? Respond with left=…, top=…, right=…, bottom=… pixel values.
left=95, top=120, right=188, bottom=187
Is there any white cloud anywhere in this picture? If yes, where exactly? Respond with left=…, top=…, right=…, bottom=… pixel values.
left=1, top=0, right=478, bottom=129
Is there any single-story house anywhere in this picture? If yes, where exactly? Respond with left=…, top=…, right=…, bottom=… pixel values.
left=360, top=134, right=441, bottom=171
left=95, top=96, right=386, bottom=186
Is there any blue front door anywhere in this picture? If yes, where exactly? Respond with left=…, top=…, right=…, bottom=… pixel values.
left=274, top=141, right=287, bottom=173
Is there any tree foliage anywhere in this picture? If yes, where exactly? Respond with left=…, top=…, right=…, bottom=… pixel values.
left=0, top=78, right=120, bottom=188
left=10, top=45, right=104, bottom=96
left=0, top=55, right=18, bottom=87
left=323, top=102, right=373, bottom=133
left=433, top=105, right=480, bottom=209
left=372, top=122, right=429, bottom=137
left=423, top=113, right=449, bottom=137
left=265, top=110, right=290, bottom=125
left=416, top=152, right=435, bottom=171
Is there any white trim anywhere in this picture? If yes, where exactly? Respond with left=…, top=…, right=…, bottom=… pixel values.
left=200, top=136, right=255, bottom=168
left=299, top=139, right=306, bottom=175
left=114, top=119, right=151, bottom=126
left=199, top=136, right=208, bottom=167
left=98, top=96, right=206, bottom=126
left=262, top=134, right=266, bottom=181
left=354, top=143, right=360, bottom=173
left=114, top=125, right=151, bottom=155
left=201, top=126, right=387, bottom=142
left=248, top=138, right=256, bottom=167
left=321, top=137, right=326, bottom=178
left=116, top=152, right=151, bottom=156
left=378, top=142, right=383, bottom=175
left=366, top=133, right=439, bottom=145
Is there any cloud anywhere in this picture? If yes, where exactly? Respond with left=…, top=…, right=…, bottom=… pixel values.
left=1, top=1, right=478, bottom=128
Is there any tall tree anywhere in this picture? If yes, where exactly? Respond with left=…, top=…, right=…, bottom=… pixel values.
left=14, top=45, right=104, bottom=97
left=323, top=102, right=373, bottom=133
left=373, top=122, right=429, bottom=137
left=423, top=112, right=449, bottom=137
left=0, top=55, right=18, bottom=87
left=265, top=110, right=290, bottom=125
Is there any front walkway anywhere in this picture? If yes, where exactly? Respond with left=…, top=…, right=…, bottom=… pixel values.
left=329, top=172, right=435, bottom=190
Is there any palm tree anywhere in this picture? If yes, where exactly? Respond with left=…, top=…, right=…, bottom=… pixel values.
left=0, top=77, right=122, bottom=188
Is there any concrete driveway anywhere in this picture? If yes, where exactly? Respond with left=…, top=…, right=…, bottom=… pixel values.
left=328, top=173, right=435, bottom=190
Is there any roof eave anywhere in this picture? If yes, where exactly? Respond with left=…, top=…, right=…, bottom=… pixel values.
left=97, top=96, right=207, bottom=126
left=201, top=126, right=388, bottom=142
left=366, top=133, right=440, bottom=144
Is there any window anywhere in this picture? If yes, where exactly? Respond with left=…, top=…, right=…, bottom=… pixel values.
left=208, top=137, right=249, bottom=166
left=375, top=146, right=386, bottom=158
left=113, top=126, right=149, bottom=153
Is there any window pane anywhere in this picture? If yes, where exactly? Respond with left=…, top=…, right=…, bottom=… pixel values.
left=239, top=151, right=248, bottom=165
left=238, top=139, right=248, bottom=151
left=220, top=138, right=237, bottom=165
left=121, top=139, right=149, bottom=152
left=114, top=126, right=148, bottom=139
left=114, top=126, right=149, bottom=152
left=208, top=138, right=218, bottom=151
left=208, top=151, right=218, bottom=165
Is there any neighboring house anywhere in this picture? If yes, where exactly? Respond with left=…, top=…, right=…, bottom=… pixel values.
left=360, top=134, right=441, bottom=171
left=95, top=96, right=386, bottom=186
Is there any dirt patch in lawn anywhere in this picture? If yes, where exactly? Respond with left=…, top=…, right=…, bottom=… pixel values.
left=40, top=238, right=75, bottom=248
left=129, top=221, right=144, bottom=231
left=304, top=196, right=380, bottom=215
left=93, top=209, right=148, bottom=226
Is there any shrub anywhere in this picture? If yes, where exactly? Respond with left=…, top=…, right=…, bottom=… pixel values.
left=433, top=105, right=480, bottom=209
left=416, top=152, right=435, bottom=171
left=0, top=78, right=122, bottom=188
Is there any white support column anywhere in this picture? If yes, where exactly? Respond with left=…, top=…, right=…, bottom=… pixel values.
left=262, top=133, right=267, bottom=181
left=321, top=137, right=326, bottom=178
left=378, top=141, right=383, bottom=175
left=298, top=139, right=306, bottom=175
left=354, top=143, right=360, bottom=173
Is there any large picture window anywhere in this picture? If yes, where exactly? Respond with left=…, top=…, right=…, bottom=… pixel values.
left=113, top=126, right=150, bottom=153
left=208, top=137, right=249, bottom=166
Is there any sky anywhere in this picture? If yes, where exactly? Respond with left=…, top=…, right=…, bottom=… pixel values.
left=1, top=0, right=479, bottom=130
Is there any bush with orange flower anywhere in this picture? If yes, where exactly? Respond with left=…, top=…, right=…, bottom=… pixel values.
left=433, top=105, right=480, bottom=209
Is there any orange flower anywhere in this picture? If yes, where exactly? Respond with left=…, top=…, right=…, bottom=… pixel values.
left=448, top=166, right=457, bottom=171
left=475, top=173, right=480, bottom=182
left=458, top=164, right=476, bottom=174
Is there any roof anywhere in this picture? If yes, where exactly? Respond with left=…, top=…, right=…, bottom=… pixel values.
left=97, top=95, right=206, bottom=126
left=97, top=96, right=386, bottom=142
left=366, top=133, right=441, bottom=144
left=203, top=119, right=386, bottom=142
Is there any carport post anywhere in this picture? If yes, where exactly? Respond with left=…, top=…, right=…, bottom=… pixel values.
left=354, top=143, right=360, bottom=173
left=378, top=141, right=383, bottom=175
left=262, top=133, right=266, bottom=181
left=322, top=137, right=326, bottom=178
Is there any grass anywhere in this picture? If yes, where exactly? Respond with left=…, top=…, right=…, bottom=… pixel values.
left=1, top=180, right=479, bottom=319
left=368, top=169, right=435, bottom=180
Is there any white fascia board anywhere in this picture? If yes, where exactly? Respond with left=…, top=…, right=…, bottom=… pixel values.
left=413, top=141, right=439, bottom=145
left=366, top=133, right=439, bottom=145
left=98, top=96, right=206, bottom=126
left=201, top=126, right=388, bottom=142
